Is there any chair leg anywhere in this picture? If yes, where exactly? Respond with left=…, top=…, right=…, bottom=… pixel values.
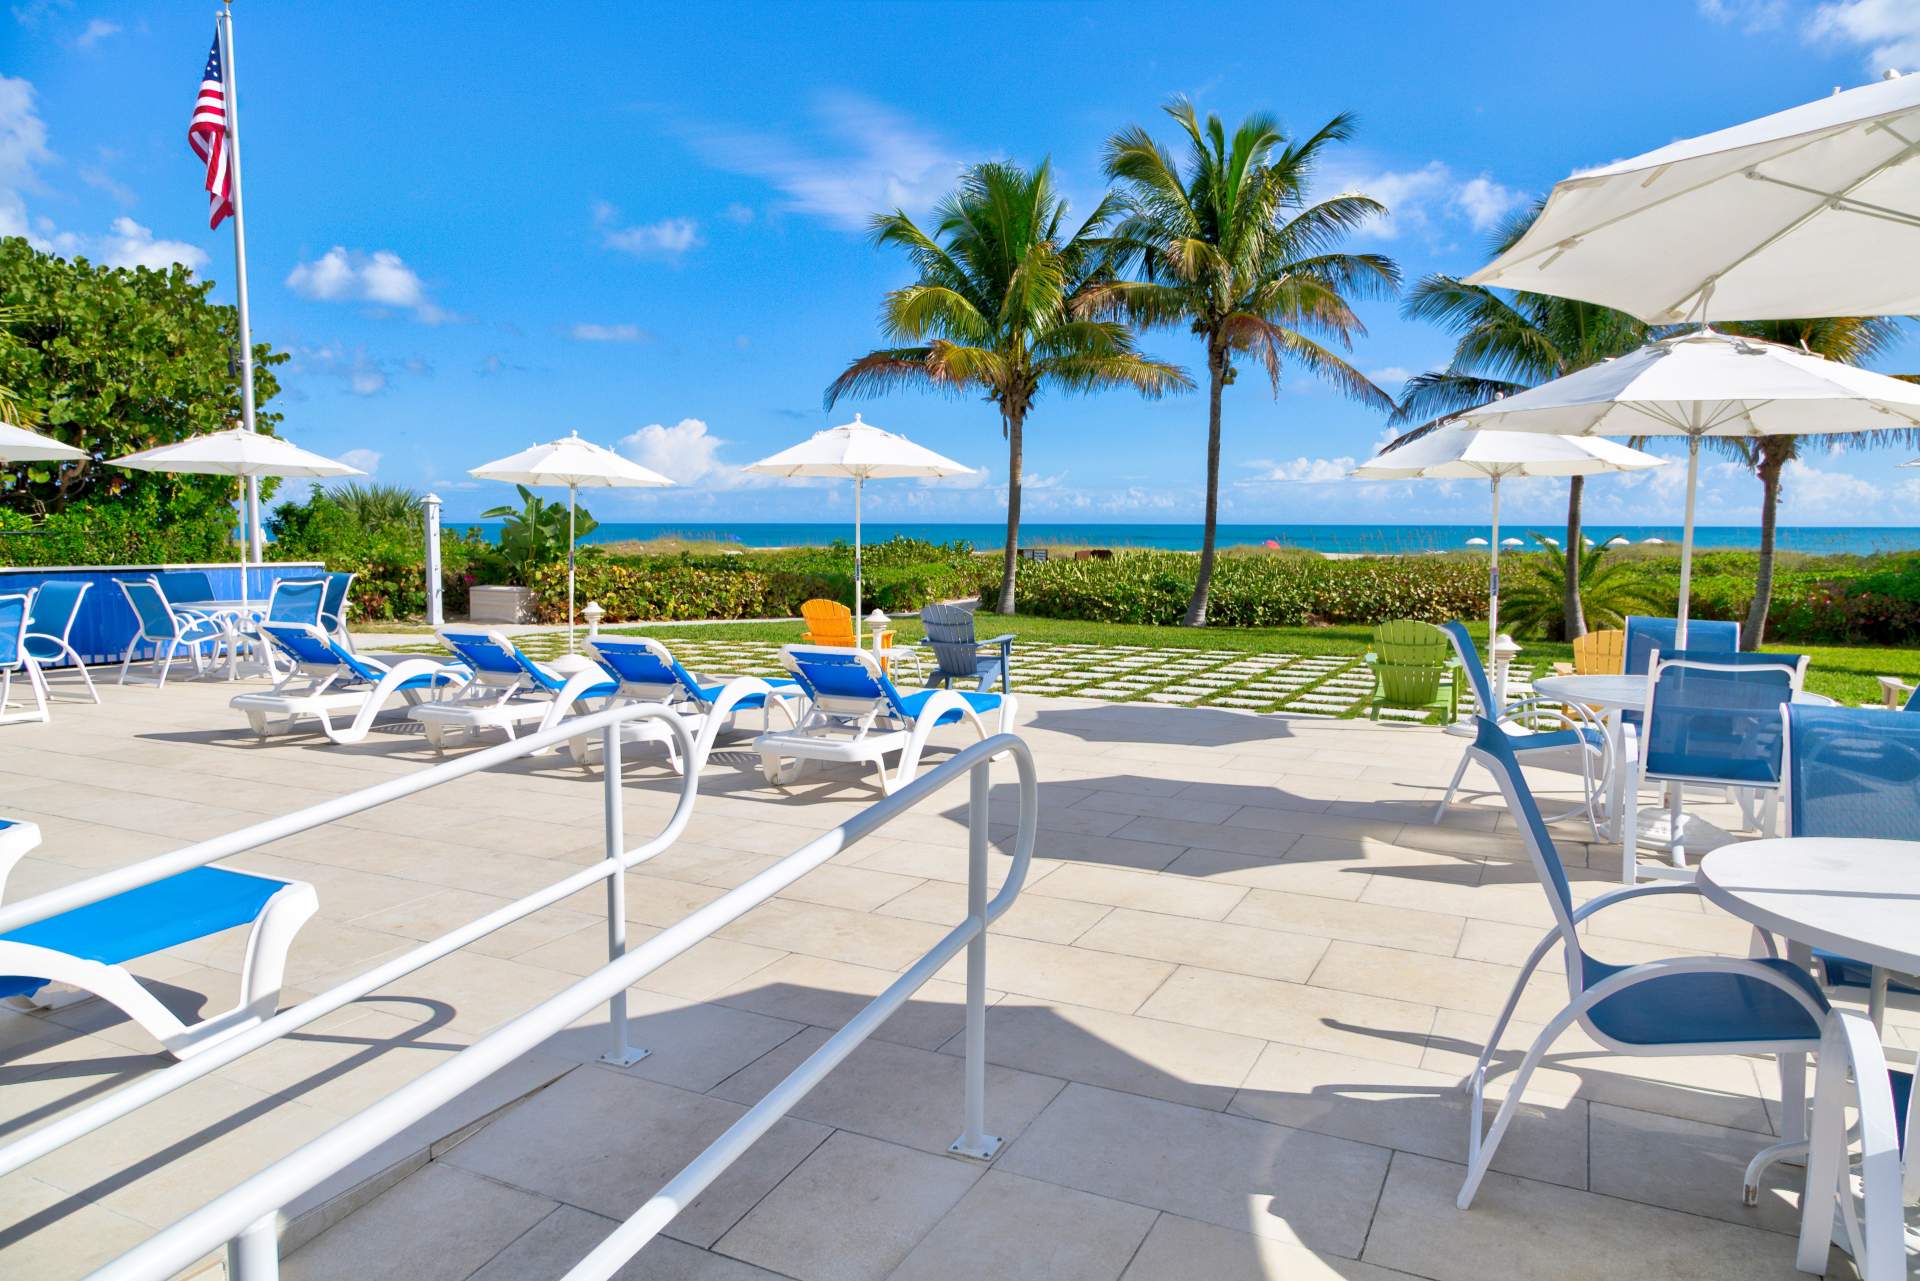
left=1459, top=1006, right=1577, bottom=1209
left=1667, top=784, right=1686, bottom=869
left=1433, top=750, right=1472, bottom=825
left=1623, top=779, right=1641, bottom=884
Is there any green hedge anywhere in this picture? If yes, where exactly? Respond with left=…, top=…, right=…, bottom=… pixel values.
left=0, top=498, right=232, bottom=565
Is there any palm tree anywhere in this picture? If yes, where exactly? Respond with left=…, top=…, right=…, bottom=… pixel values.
left=1499, top=534, right=1661, bottom=638
left=826, top=161, right=1191, bottom=614
left=1710, top=318, right=1911, bottom=647
left=327, top=481, right=424, bottom=532
left=1097, top=100, right=1400, bottom=626
left=1393, top=204, right=1647, bottom=639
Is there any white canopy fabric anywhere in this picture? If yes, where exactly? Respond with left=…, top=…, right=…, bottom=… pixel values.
left=470, top=431, right=674, bottom=652
left=112, top=428, right=366, bottom=603
left=0, top=422, right=86, bottom=463
left=1459, top=330, right=1920, bottom=638
left=1464, top=73, right=1920, bottom=323
left=745, top=414, right=975, bottom=641
left=1353, top=424, right=1664, bottom=651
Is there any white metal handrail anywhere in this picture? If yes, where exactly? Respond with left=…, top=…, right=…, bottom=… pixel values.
left=0, top=702, right=700, bottom=1180
left=79, top=731, right=1037, bottom=1281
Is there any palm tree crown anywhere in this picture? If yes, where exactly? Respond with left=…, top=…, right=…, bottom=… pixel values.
left=826, top=160, right=1191, bottom=613
left=1096, top=99, right=1400, bottom=625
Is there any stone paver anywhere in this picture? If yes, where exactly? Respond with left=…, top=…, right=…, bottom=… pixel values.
left=0, top=654, right=1838, bottom=1281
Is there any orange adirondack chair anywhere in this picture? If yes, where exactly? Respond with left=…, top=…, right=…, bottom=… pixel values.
left=799, top=599, right=895, bottom=652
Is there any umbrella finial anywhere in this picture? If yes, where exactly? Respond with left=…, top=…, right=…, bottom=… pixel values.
left=852, top=413, right=864, bottom=424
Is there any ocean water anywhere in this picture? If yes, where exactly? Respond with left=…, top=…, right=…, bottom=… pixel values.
left=447, top=521, right=1920, bottom=557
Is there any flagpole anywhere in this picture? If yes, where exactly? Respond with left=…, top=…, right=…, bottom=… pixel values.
left=217, top=2, right=264, bottom=567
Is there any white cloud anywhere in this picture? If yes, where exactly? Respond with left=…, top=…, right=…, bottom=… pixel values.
left=73, top=17, right=117, bottom=48
left=285, top=247, right=447, bottom=322
left=567, top=322, right=649, bottom=343
left=1242, top=455, right=1359, bottom=484
left=1698, top=0, right=1789, bottom=32
left=0, top=74, right=51, bottom=239
left=592, top=202, right=702, bottom=259
left=1455, top=175, right=1523, bottom=230
left=337, top=448, right=381, bottom=474
left=1809, top=0, right=1920, bottom=75
left=617, top=418, right=759, bottom=488
left=684, top=90, right=965, bottom=230
left=87, top=216, right=207, bottom=271
left=722, top=202, right=755, bottom=224
left=290, top=344, right=430, bottom=397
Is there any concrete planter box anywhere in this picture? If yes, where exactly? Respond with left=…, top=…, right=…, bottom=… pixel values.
left=468, top=585, right=535, bottom=624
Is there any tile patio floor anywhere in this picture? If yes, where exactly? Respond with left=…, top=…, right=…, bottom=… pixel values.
left=0, top=647, right=1879, bottom=1280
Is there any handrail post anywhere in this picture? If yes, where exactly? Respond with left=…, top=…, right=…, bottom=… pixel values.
left=226, top=1215, right=278, bottom=1281
left=948, top=758, right=1000, bottom=1160
left=599, top=721, right=646, bottom=1066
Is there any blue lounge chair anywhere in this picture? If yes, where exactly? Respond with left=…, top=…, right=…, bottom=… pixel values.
left=1783, top=704, right=1920, bottom=1006
left=571, top=637, right=802, bottom=773
left=231, top=623, right=469, bottom=743
left=1456, top=717, right=1827, bottom=1210
left=919, top=603, right=1014, bottom=694
left=1432, top=622, right=1610, bottom=836
left=0, top=593, right=48, bottom=726
left=319, top=571, right=357, bottom=648
left=23, top=580, right=98, bottom=704
left=754, top=644, right=1015, bottom=794
left=0, top=818, right=317, bottom=1058
left=409, top=627, right=617, bottom=752
left=115, top=576, right=228, bottom=687
left=1627, top=650, right=1801, bottom=882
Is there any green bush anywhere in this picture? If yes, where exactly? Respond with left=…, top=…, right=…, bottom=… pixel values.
left=267, top=491, right=490, bottom=621
left=0, top=494, right=233, bottom=565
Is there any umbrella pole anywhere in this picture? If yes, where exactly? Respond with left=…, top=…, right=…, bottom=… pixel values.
left=1677, top=436, right=1700, bottom=646
left=1489, top=476, right=1503, bottom=708
left=237, top=476, right=249, bottom=608
left=567, top=484, right=577, bottom=654
left=853, top=476, right=863, bottom=648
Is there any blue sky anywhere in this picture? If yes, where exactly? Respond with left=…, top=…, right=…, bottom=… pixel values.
left=7, top=0, right=1920, bottom=527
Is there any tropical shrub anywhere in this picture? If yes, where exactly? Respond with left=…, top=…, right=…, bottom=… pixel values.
left=0, top=492, right=232, bottom=564
left=483, top=486, right=596, bottom=586
left=267, top=489, right=489, bottom=620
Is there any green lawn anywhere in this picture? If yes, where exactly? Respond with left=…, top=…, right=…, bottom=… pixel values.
left=604, top=613, right=1920, bottom=707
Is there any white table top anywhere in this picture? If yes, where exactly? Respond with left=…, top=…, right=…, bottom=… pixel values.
left=1697, top=838, right=1920, bottom=975
left=1531, top=672, right=1837, bottom=711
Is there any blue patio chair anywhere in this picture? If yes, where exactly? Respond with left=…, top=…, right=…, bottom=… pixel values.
left=1456, top=716, right=1827, bottom=1211
left=23, top=580, right=97, bottom=704
left=1432, top=622, right=1609, bottom=836
left=115, top=577, right=228, bottom=687
left=1627, top=650, right=1799, bottom=882
left=755, top=644, right=1015, bottom=794
left=1784, top=704, right=1920, bottom=1002
left=1621, top=615, right=1739, bottom=726
left=0, top=593, right=48, bottom=725
left=231, top=623, right=469, bottom=743
left=0, top=818, right=317, bottom=1059
left=1797, top=1007, right=1909, bottom=1279
left=154, top=570, right=218, bottom=606
left=571, top=637, right=803, bottom=773
left=319, top=571, right=356, bottom=648
left=264, top=578, right=326, bottom=625
left=918, top=603, right=1014, bottom=694
left=409, top=627, right=616, bottom=752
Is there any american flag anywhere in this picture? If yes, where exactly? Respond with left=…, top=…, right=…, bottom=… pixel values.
left=187, top=33, right=233, bottom=229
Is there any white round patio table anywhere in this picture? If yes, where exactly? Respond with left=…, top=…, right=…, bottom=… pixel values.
left=1529, top=673, right=1836, bottom=856
left=1697, top=837, right=1920, bottom=983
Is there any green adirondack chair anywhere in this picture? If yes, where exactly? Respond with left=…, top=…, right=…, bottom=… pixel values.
left=1364, top=620, right=1459, bottom=722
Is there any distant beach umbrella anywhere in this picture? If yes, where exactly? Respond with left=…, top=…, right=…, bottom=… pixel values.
left=746, top=414, right=975, bottom=642
left=471, top=431, right=675, bottom=653
left=1464, top=73, right=1920, bottom=323
left=1350, top=422, right=1663, bottom=663
left=1542, top=536, right=1561, bottom=548
left=1605, top=536, right=1630, bottom=547
left=1459, top=329, right=1920, bottom=641
left=1500, top=537, right=1525, bottom=548
left=113, top=427, right=365, bottom=605
left=1582, top=536, right=1595, bottom=547
left=1465, top=537, right=1489, bottom=547
left=1642, top=537, right=1666, bottom=545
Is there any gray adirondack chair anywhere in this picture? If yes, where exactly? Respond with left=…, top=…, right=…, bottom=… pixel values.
left=919, top=604, right=1014, bottom=694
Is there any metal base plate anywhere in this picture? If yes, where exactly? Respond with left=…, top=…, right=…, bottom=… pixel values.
left=948, top=1133, right=1002, bottom=1161
left=600, top=1047, right=651, bottom=1067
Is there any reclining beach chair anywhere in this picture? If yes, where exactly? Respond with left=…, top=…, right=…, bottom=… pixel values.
left=408, top=627, right=616, bottom=752
left=115, top=577, right=228, bottom=687
left=319, top=571, right=357, bottom=648
left=567, top=637, right=804, bottom=773
left=0, top=818, right=317, bottom=1058
left=23, top=580, right=98, bottom=704
left=0, top=593, right=49, bottom=727
left=231, top=623, right=469, bottom=743
left=754, top=645, right=1015, bottom=794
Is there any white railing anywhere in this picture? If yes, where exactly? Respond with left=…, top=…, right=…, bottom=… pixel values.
left=1, top=702, right=1035, bottom=1281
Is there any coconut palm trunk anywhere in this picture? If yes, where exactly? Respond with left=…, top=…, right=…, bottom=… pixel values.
left=1562, top=476, right=1587, bottom=640
left=1743, top=445, right=1785, bottom=649
left=1186, top=343, right=1229, bottom=626
left=998, top=407, right=1025, bottom=614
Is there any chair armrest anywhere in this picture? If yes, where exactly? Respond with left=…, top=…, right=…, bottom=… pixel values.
left=1878, top=675, right=1913, bottom=708
left=980, top=634, right=1016, bottom=647
left=1552, top=661, right=1575, bottom=677
left=1568, top=880, right=1700, bottom=925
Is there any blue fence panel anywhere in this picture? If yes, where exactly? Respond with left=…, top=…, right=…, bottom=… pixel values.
left=0, top=562, right=327, bottom=666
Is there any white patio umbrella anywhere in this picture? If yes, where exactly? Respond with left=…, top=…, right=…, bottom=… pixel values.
left=1605, top=535, right=1631, bottom=547
left=1501, top=537, right=1525, bottom=548
left=745, top=414, right=975, bottom=643
left=1352, top=423, right=1665, bottom=654
left=0, top=422, right=86, bottom=463
left=470, top=431, right=674, bottom=652
left=1464, top=536, right=1489, bottom=547
left=112, top=427, right=365, bottom=605
left=1460, top=329, right=1920, bottom=640
left=1465, top=72, right=1920, bottom=323
left=1641, top=537, right=1666, bottom=545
